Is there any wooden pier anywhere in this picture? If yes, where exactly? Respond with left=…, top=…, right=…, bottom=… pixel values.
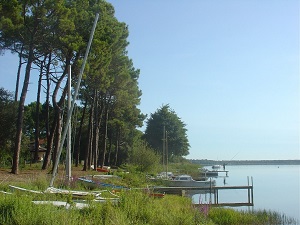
left=152, top=177, right=254, bottom=207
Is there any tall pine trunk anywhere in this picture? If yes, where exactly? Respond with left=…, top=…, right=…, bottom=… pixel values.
left=92, top=90, right=98, bottom=169
left=100, top=107, right=109, bottom=167
left=11, top=45, right=34, bottom=174
left=83, top=95, right=95, bottom=171
left=114, top=128, right=120, bottom=166
left=74, top=100, right=87, bottom=167
left=14, top=45, right=24, bottom=102
left=42, top=52, right=53, bottom=169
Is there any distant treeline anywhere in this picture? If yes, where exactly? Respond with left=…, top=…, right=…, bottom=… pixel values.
left=190, top=159, right=300, bottom=166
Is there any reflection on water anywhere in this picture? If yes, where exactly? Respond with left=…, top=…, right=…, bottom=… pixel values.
left=192, top=165, right=300, bottom=222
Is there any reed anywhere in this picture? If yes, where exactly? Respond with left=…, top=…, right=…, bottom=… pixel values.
left=208, top=207, right=298, bottom=225
left=0, top=190, right=212, bottom=225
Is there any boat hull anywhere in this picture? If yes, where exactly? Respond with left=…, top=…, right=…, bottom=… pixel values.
left=199, top=171, right=219, bottom=177
left=168, top=180, right=216, bottom=187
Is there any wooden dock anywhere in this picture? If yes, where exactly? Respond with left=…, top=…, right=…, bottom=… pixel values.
left=152, top=177, right=254, bottom=207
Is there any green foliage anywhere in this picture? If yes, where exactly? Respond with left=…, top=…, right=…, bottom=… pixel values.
left=168, top=161, right=200, bottom=177
left=0, top=0, right=23, bottom=48
left=128, top=140, right=160, bottom=173
left=144, top=104, right=190, bottom=157
left=0, top=88, right=17, bottom=166
left=1, top=0, right=146, bottom=171
left=23, top=102, right=52, bottom=140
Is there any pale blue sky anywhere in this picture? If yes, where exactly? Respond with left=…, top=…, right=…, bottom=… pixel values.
left=0, top=1, right=299, bottom=160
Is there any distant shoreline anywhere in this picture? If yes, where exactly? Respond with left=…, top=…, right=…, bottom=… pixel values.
left=189, top=159, right=300, bottom=166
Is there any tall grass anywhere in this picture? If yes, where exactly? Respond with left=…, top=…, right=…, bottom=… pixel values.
left=0, top=164, right=298, bottom=225
left=208, top=207, right=298, bottom=225
left=0, top=190, right=213, bottom=225
left=2, top=190, right=297, bottom=225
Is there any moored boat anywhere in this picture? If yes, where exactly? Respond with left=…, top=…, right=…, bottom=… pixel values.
left=168, top=175, right=216, bottom=187
left=212, top=165, right=222, bottom=170
left=199, top=168, right=219, bottom=177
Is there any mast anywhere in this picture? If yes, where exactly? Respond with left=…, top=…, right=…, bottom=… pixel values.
left=166, top=130, right=168, bottom=177
left=163, top=125, right=166, bottom=174
left=49, top=12, right=100, bottom=187
left=66, top=65, right=72, bottom=181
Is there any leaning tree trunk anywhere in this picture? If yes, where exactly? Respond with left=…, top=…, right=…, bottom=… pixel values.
left=51, top=88, right=68, bottom=172
left=11, top=45, right=34, bottom=174
left=53, top=88, right=68, bottom=170
left=48, top=59, right=69, bottom=172
left=42, top=114, right=56, bottom=170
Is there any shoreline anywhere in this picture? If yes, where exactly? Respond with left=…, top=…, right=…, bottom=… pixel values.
left=189, top=159, right=300, bottom=166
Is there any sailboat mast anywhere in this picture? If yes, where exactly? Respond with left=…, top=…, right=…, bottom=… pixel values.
left=163, top=125, right=165, bottom=172
left=49, top=12, right=100, bottom=187
left=66, top=65, right=72, bottom=181
left=166, top=130, right=168, bottom=177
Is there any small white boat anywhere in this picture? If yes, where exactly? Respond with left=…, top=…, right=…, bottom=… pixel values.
left=44, top=186, right=101, bottom=198
left=212, top=165, right=222, bottom=170
left=88, top=175, right=120, bottom=180
left=168, top=175, right=216, bottom=187
left=156, top=172, right=174, bottom=179
left=199, top=168, right=219, bottom=177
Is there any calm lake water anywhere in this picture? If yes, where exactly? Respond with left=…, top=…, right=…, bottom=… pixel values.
left=192, top=165, right=300, bottom=222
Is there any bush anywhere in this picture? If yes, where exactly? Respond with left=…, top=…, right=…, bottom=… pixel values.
left=129, top=141, right=161, bottom=173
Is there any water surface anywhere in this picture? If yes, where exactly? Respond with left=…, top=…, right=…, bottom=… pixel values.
left=192, top=165, right=300, bottom=222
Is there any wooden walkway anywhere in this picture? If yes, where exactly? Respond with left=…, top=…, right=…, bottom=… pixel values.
left=152, top=177, right=254, bottom=207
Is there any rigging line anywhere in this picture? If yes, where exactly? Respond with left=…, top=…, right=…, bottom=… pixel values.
left=230, top=152, right=239, bottom=161
left=225, top=152, right=240, bottom=166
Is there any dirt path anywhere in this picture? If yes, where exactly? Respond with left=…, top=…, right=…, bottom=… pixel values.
left=0, top=166, right=93, bottom=185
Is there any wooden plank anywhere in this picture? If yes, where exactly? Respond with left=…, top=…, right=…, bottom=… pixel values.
left=152, top=185, right=253, bottom=191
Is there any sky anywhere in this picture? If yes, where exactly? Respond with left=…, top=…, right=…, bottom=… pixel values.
left=0, top=0, right=299, bottom=160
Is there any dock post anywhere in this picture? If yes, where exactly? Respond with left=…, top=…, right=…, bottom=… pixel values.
left=251, top=177, right=254, bottom=205
left=247, top=176, right=250, bottom=204
left=214, top=189, right=217, bottom=204
left=209, top=178, right=212, bottom=204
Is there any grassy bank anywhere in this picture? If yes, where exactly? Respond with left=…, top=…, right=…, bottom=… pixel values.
left=0, top=191, right=297, bottom=225
left=0, top=165, right=298, bottom=225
